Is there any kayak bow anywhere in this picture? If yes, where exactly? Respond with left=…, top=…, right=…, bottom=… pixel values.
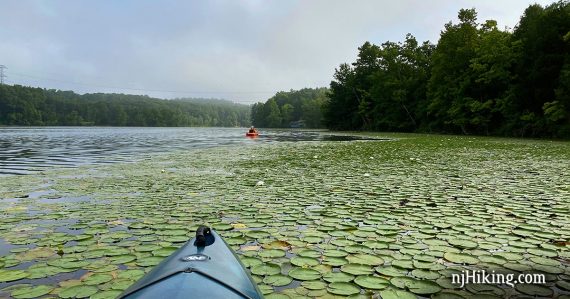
left=120, top=226, right=263, bottom=299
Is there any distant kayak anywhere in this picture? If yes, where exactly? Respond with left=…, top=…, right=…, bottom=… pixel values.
left=245, top=132, right=259, bottom=137
left=120, top=226, right=263, bottom=299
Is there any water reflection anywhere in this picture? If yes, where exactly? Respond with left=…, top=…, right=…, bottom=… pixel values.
left=0, top=127, right=383, bottom=175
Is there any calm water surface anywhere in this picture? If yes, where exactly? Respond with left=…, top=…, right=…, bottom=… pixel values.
left=0, top=127, right=376, bottom=175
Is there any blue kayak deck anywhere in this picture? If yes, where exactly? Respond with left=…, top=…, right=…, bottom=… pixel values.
left=120, top=230, right=263, bottom=299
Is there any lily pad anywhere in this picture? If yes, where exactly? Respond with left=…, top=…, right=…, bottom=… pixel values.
left=340, top=264, right=373, bottom=275
left=379, top=288, right=417, bottom=299
left=58, top=285, right=99, bottom=298
left=259, top=249, right=286, bottom=258
left=353, top=275, right=389, bottom=289
left=326, top=282, right=360, bottom=295
left=0, top=270, right=29, bottom=282
left=301, top=280, right=327, bottom=290
left=251, top=263, right=281, bottom=276
left=443, top=252, right=479, bottom=264
left=323, top=271, right=355, bottom=283
left=263, top=275, right=293, bottom=287
left=290, top=257, right=319, bottom=267
left=288, top=268, right=321, bottom=281
left=11, top=285, right=54, bottom=299
left=346, top=254, right=384, bottom=266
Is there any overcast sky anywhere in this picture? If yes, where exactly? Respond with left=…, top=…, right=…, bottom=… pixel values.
left=0, top=0, right=556, bottom=104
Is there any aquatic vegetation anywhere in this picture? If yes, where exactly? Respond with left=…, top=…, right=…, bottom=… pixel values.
left=0, top=133, right=569, bottom=298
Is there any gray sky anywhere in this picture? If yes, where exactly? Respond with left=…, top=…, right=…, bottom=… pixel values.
left=0, top=0, right=555, bottom=104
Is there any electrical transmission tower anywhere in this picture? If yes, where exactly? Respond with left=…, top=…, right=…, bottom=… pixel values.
left=0, top=65, right=6, bottom=85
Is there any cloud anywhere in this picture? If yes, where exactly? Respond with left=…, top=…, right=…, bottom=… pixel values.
left=0, top=0, right=557, bottom=103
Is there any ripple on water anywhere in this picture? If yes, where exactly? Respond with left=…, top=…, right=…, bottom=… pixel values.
left=0, top=127, right=390, bottom=175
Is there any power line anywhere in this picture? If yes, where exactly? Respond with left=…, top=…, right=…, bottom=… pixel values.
left=9, top=71, right=276, bottom=96
left=0, top=65, right=6, bottom=85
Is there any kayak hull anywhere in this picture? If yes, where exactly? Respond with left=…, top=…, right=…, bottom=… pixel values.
left=245, top=132, right=259, bottom=137
left=120, top=230, right=262, bottom=299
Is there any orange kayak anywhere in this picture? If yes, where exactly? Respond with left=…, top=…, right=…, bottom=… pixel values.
left=246, top=132, right=259, bottom=137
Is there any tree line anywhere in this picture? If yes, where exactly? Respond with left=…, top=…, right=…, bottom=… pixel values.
left=0, top=84, right=250, bottom=127
left=324, top=2, right=570, bottom=138
left=251, top=88, right=328, bottom=128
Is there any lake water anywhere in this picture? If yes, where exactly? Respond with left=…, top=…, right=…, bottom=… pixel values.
left=0, top=127, right=376, bottom=175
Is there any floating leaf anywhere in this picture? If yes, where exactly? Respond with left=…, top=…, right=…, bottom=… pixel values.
left=290, top=257, right=319, bottom=267
left=443, top=252, right=479, bottom=264
left=11, top=285, right=54, bottom=299
left=288, top=268, right=321, bottom=281
left=251, top=263, right=281, bottom=276
left=0, top=270, right=29, bottom=282
left=263, top=275, right=293, bottom=287
left=301, top=280, right=327, bottom=290
left=322, top=271, right=354, bottom=283
left=326, top=282, right=360, bottom=295
left=258, top=249, right=285, bottom=258
left=58, top=285, right=99, bottom=298
left=346, top=254, right=384, bottom=266
left=379, top=288, right=417, bottom=299
left=340, top=264, right=373, bottom=275
left=354, top=275, right=389, bottom=289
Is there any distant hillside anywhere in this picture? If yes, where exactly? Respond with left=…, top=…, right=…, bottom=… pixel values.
left=0, top=84, right=251, bottom=127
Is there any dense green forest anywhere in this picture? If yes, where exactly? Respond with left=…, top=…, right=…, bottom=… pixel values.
left=251, top=88, right=328, bottom=128
left=0, top=85, right=250, bottom=127
left=324, top=2, right=570, bottom=138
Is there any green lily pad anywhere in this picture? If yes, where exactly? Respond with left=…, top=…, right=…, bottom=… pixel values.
left=264, top=293, right=291, bottom=299
left=326, top=282, right=360, bottom=295
left=379, top=288, right=417, bottom=299
left=449, top=239, right=478, bottom=249
left=515, top=284, right=553, bottom=297
left=258, top=249, right=286, bottom=258
left=135, top=244, right=161, bottom=252
left=443, top=252, right=479, bottom=264
left=152, top=247, right=178, bottom=257
left=340, top=264, right=373, bottom=275
left=411, top=269, right=440, bottom=280
left=263, top=275, right=293, bottom=287
left=90, top=290, right=123, bottom=299
left=136, top=256, right=164, bottom=267
left=27, top=264, right=67, bottom=279
left=323, top=249, right=348, bottom=257
left=375, top=266, right=408, bottom=277
left=117, top=269, right=145, bottom=280
left=290, top=257, right=319, bottom=267
left=11, top=285, right=54, bottom=299
left=251, top=263, right=281, bottom=276
left=240, top=257, right=263, bottom=268
left=297, top=249, right=321, bottom=258
left=301, top=280, right=327, bottom=290
left=288, top=268, right=321, bottom=281
left=110, top=254, right=137, bottom=264
left=323, top=271, right=355, bottom=283
left=15, top=247, right=55, bottom=261
left=529, top=256, right=560, bottom=266
left=83, top=273, right=113, bottom=285
left=405, top=279, right=442, bottom=295
left=354, top=275, right=390, bottom=289
left=0, top=270, right=29, bottom=282
left=58, top=285, right=99, bottom=298
left=346, top=254, right=384, bottom=266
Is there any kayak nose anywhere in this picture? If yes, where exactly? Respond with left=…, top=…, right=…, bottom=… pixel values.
left=195, top=225, right=213, bottom=246
left=119, top=227, right=263, bottom=299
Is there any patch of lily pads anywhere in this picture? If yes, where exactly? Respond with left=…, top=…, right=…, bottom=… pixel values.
left=0, top=133, right=569, bottom=298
